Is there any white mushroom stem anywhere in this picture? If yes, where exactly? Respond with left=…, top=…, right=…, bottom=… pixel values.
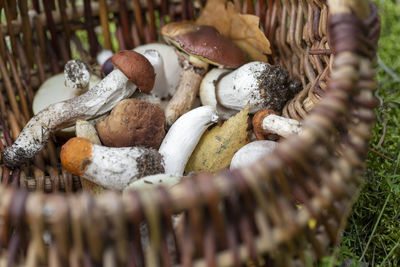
left=61, top=138, right=164, bottom=190
left=159, top=106, right=219, bottom=176
left=75, top=119, right=101, bottom=145
left=134, top=43, right=182, bottom=97
left=123, top=174, right=182, bottom=192
left=142, top=49, right=169, bottom=99
left=230, top=140, right=277, bottom=170
left=83, top=146, right=163, bottom=190
left=200, top=68, right=239, bottom=120
left=216, top=62, right=268, bottom=113
left=262, top=114, right=302, bottom=138
left=3, top=69, right=137, bottom=167
left=64, top=60, right=91, bottom=92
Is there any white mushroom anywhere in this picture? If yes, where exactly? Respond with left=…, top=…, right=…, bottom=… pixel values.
left=32, top=74, right=100, bottom=116
left=33, top=61, right=101, bottom=136
left=252, top=109, right=302, bottom=140
left=159, top=106, right=219, bottom=176
left=201, top=62, right=302, bottom=114
left=3, top=50, right=155, bottom=168
left=262, top=114, right=302, bottom=138
left=230, top=140, right=277, bottom=170
left=134, top=44, right=182, bottom=97
left=123, top=173, right=182, bottom=192
left=199, top=68, right=238, bottom=120
left=61, top=137, right=164, bottom=190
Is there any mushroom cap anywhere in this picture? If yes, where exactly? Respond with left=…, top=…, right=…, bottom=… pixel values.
left=64, top=60, right=91, bottom=90
left=161, top=21, right=248, bottom=68
left=96, top=98, right=166, bottom=149
left=111, top=50, right=155, bottom=93
left=61, top=137, right=93, bottom=176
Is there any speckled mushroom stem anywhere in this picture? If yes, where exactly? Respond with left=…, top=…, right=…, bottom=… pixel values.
left=165, top=59, right=208, bottom=127
left=3, top=69, right=137, bottom=167
left=61, top=137, right=164, bottom=190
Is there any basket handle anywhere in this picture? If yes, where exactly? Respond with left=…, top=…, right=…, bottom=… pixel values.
left=328, top=0, right=371, bottom=19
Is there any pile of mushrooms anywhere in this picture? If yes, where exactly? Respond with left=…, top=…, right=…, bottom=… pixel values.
left=2, top=20, right=304, bottom=193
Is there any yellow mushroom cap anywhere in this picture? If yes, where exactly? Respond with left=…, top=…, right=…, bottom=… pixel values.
left=61, top=137, right=93, bottom=176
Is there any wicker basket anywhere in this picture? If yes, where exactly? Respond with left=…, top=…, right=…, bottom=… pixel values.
left=0, top=0, right=380, bottom=266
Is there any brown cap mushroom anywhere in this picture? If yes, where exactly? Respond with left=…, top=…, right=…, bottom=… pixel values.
left=96, top=98, right=166, bottom=149
left=162, top=21, right=249, bottom=68
left=161, top=21, right=249, bottom=126
left=111, top=50, right=155, bottom=93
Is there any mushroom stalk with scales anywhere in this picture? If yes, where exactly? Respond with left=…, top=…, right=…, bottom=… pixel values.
left=161, top=22, right=249, bottom=126
left=61, top=138, right=164, bottom=191
left=3, top=51, right=155, bottom=168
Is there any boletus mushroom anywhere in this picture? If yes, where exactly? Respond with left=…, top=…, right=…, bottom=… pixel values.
left=161, top=21, right=249, bottom=126
left=3, top=50, right=155, bottom=168
left=96, top=98, right=166, bottom=149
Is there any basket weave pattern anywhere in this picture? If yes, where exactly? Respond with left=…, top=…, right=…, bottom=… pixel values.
left=0, top=0, right=380, bottom=266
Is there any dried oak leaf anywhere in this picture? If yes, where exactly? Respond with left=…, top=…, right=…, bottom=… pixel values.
left=185, top=104, right=250, bottom=173
left=196, top=0, right=271, bottom=62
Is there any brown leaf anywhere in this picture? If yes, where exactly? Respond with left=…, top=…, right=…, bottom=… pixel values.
left=196, top=0, right=271, bottom=62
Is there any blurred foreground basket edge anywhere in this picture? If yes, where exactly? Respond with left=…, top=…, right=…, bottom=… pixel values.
left=0, top=0, right=380, bottom=266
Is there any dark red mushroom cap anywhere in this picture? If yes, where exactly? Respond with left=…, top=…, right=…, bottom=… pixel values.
left=161, top=21, right=249, bottom=68
left=111, top=50, right=155, bottom=93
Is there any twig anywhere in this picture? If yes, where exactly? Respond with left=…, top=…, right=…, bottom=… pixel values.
left=369, top=148, right=394, bottom=162
left=376, top=118, right=388, bottom=149
left=377, top=57, right=400, bottom=81
left=308, top=49, right=332, bottom=55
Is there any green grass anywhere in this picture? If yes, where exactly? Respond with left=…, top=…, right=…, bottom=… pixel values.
left=333, top=0, right=400, bottom=265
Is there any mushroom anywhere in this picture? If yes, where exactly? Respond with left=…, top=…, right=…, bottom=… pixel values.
left=161, top=21, right=249, bottom=126
left=32, top=60, right=101, bottom=137
left=230, top=140, right=277, bottom=170
left=134, top=43, right=183, bottom=97
left=159, top=105, right=219, bottom=176
left=64, top=59, right=91, bottom=92
left=252, top=109, right=302, bottom=139
left=123, top=173, right=182, bottom=192
left=3, top=50, right=155, bottom=168
left=200, top=61, right=302, bottom=115
left=199, top=68, right=238, bottom=120
left=96, top=98, right=166, bottom=149
left=61, top=137, right=164, bottom=190
left=32, top=62, right=101, bottom=115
